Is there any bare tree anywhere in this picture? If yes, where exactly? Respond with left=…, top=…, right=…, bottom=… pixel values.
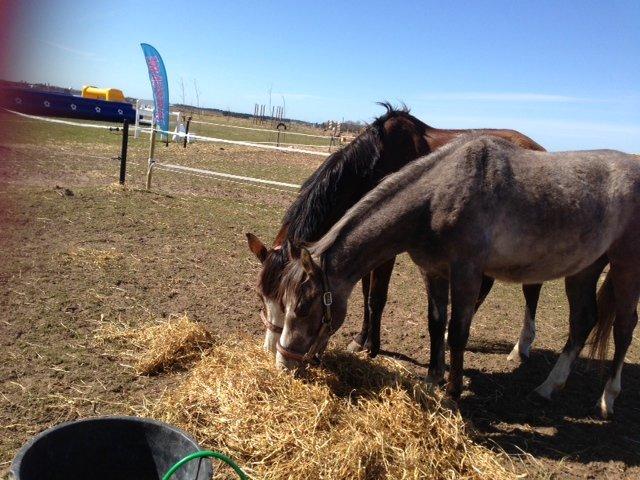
left=179, top=77, right=186, bottom=105
left=193, top=79, right=201, bottom=114
left=281, top=95, right=286, bottom=121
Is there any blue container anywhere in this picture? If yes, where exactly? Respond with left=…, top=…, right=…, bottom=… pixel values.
left=10, top=416, right=212, bottom=480
left=0, top=87, right=136, bottom=123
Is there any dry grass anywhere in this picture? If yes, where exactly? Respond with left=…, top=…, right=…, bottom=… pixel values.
left=68, top=246, right=124, bottom=268
left=94, top=314, right=213, bottom=375
left=106, top=318, right=524, bottom=479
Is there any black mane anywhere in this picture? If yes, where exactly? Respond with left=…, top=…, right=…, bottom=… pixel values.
left=282, top=102, right=420, bottom=244
left=259, top=103, right=424, bottom=299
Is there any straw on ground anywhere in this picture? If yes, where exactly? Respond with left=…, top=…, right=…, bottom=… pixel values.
left=100, top=316, right=523, bottom=479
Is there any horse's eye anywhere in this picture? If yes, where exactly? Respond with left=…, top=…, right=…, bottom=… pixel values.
left=294, top=297, right=312, bottom=318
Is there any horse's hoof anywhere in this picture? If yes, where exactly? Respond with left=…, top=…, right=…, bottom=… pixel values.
left=507, top=344, right=530, bottom=363
left=367, top=343, right=380, bottom=358
left=596, top=399, right=614, bottom=420
left=507, top=349, right=522, bottom=363
left=347, top=339, right=365, bottom=353
left=527, top=389, right=552, bottom=406
left=445, top=385, right=462, bottom=401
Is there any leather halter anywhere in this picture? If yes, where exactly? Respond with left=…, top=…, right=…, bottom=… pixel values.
left=260, top=310, right=283, bottom=334
left=276, top=258, right=333, bottom=364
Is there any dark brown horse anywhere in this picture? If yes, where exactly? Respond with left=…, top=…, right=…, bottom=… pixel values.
left=247, top=104, right=545, bottom=382
left=276, top=134, right=640, bottom=418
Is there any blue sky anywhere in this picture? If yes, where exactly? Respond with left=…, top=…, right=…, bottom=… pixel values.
left=4, top=0, right=640, bottom=151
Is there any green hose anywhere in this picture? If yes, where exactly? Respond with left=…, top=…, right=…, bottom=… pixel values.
left=162, top=450, right=249, bottom=480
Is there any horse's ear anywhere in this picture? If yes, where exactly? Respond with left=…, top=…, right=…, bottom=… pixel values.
left=300, top=248, right=319, bottom=277
left=273, top=223, right=289, bottom=247
left=246, top=233, right=268, bottom=263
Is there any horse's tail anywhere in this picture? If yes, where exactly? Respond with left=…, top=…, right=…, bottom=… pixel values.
left=588, top=270, right=616, bottom=361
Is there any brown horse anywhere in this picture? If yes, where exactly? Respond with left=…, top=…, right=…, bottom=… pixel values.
left=248, top=104, right=545, bottom=378
left=276, top=134, right=640, bottom=418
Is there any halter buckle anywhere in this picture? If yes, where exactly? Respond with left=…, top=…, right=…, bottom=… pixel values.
left=323, top=291, right=333, bottom=306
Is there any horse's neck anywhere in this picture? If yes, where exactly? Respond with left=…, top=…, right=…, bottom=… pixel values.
left=321, top=181, right=426, bottom=288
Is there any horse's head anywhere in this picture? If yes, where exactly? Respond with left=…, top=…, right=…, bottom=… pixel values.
left=275, top=246, right=347, bottom=370
left=246, top=232, right=289, bottom=354
left=246, top=103, right=427, bottom=358
left=372, top=102, right=430, bottom=168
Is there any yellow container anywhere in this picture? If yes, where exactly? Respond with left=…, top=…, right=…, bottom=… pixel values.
left=81, top=85, right=125, bottom=102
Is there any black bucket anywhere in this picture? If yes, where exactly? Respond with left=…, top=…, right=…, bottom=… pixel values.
left=10, top=416, right=212, bottom=480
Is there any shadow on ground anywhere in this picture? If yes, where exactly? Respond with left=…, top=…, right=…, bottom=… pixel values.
left=449, top=340, right=640, bottom=468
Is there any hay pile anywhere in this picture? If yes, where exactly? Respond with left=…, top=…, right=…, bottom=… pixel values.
left=95, top=314, right=213, bottom=375
left=98, top=316, right=521, bottom=478
left=139, top=337, right=519, bottom=479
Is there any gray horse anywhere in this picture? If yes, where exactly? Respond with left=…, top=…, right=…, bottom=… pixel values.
left=275, top=134, right=640, bottom=418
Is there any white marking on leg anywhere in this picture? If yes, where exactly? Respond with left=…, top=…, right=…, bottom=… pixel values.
left=535, top=349, right=577, bottom=399
left=346, top=340, right=365, bottom=352
left=508, top=308, right=536, bottom=362
left=262, top=299, right=283, bottom=355
left=443, top=323, right=448, bottom=343
left=263, top=330, right=279, bottom=354
left=599, top=363, right=623, bottom=418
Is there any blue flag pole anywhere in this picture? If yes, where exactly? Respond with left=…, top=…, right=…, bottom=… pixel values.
left=140, top=43, right=170, bottom=141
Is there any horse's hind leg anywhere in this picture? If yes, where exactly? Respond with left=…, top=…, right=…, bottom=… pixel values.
left=597, top=263, right=640, bottom=418
left=535, top=257, right=607, bottom=399
left=508, top=283, right=543, bottom=362
left=599, top=309, right=637, bottom=418
left=347, top=273, right=372, bottom=352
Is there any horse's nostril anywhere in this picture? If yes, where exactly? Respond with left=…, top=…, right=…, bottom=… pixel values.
left=276, top=352, right=301, bottom=370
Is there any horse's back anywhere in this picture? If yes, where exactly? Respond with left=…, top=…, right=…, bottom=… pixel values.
left=475, top=138, right=640, bottom=282
left=475, top=128, right=546, bottom=152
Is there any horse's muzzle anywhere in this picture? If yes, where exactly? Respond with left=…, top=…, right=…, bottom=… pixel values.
left=275, top=351, right=302, bottom=370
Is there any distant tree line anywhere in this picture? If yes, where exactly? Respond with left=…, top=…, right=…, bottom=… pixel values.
left=319, top=120, right=366, bottom=134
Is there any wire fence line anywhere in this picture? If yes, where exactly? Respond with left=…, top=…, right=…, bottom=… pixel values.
left=3, top=108, right=309, bottom=192
left=189, top=118, right=333, bottom=140
left=154, top=162, right=301, bottom=190
left=154, top=164, right=299, bottom=194
left=4, top=109, right=121, bottom=130
left=153, top=126, right=329, bottom=157
left=5, top=109, right=330, bottom=157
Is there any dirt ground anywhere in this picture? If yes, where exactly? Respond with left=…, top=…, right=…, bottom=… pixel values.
left=1, top=113, right=639, bottom=479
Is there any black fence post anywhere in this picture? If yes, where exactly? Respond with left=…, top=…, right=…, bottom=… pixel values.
left=183, top=116, right=192, bottom=149
left=119, top=120, right=129, bottom=184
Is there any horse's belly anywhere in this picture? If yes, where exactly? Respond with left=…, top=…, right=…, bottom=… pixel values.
left=485, top=235, right=609, bottom=283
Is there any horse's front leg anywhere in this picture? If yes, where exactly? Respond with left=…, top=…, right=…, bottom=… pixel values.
left=362, top=258, right=395, bottom=358
left=447, top=262, right=484, bottom=399
left=347, top=273, right=372, bottom=353
left=425, top=274, right=449, bottom=384
left=508, top=283, right=542, bottom=362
